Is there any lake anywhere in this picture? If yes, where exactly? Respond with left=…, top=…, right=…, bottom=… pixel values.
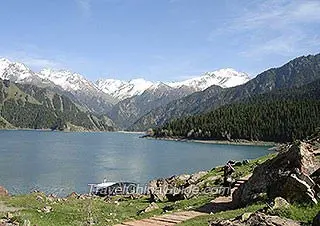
left=0, top=130, right=272, bottom=196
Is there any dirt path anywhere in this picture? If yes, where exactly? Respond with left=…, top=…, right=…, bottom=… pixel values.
left=115, top=175, right=251, bottom=226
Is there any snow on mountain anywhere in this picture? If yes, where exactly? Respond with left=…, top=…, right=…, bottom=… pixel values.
left=96, top=78, right=154, bottom=100
left=0, top=58, right=43, bottom=83
left=168, top=68, right=250, bottom=91
left=1, top=57, right=250, bottom=104
left=0, top=58, right=116, bottom=113
left=39, top=68, right=97, bottom=92
left=96, top=68, right=250, bottom=100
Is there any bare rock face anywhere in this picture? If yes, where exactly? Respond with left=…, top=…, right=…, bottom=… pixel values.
left=0, top=186, right=9, bottom=196
left=233, top=139, right=320, bottom=207
left=209, top=212, right=300, bottom=226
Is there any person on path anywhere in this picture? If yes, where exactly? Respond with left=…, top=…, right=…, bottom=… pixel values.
left=223, top=160, right=235, bottom=196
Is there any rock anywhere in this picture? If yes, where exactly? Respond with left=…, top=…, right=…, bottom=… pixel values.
left=313, top=211, right=320, bottom=226
left=36, top=195, right=44, bottom=202
left=174, top=174, right=191, bottom=186
left=143, top=202, right=159, bottom=213
left=149, top=171, right=209, bottom=202
left=240, top=212, right=253, bottom=221
left=148, top=178, right=168, bottom=202
left=209, top=212, right=300, bottom=226
left=188, top=171, right=207, bottom=184
left=272, top=197, right=290, bottom=210
left=67, top=192, right=79, bottom=199
left=46, top=196, right=55, bottom=202
left=234, top=161, right=242, bottom=167
left=42, top=206, right=52, bottom=213
left=6, top=212, right=13, bottom=219
left=233, top=139, right=320, bottom=207
left=242, top=159, right=250, bottom=165
left=183, top=184, right=199, bottom=199
left=0, top=186, right=9, bottom=196
left=281, top=174, right=318, bottom=204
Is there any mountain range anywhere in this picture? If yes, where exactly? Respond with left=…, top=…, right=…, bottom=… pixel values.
left=0, top=53, right=319, bottom=132
left=0, top=58, right=250, bottom=129
left=95, top=68, right=249, bottom=101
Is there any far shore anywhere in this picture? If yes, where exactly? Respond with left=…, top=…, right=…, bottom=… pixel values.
left=147, top=136, right=277, bottom=147
left=117, top=131, right=145, bottom=134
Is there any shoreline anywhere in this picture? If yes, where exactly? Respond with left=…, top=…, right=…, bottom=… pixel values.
left=147, top=136, right=277, bottom=147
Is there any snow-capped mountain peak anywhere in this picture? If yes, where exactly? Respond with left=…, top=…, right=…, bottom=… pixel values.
left=39, top=68, right=89, bottom=91
left=0, top=58, right=38, bottom=82
left=96, top=78, right=154, bottom=100
left=96, top=68, right=250, bottom=100
left=167, top=68, right=250, bottom=91
left=0, top=57, right=250, bottom=103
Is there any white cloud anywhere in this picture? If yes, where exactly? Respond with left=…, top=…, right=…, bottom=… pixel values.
left=209, top=0, right=320, bottom=57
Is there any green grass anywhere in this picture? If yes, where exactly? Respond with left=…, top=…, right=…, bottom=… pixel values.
left=199, top=153, right=277, bottom=183
left=232, top=153, right=277, bottom=179
left=271, top=203, right=320, bottom=224
left=179, top=197, right=320, bottom=225
left=0, top=192, right=217, bottom=226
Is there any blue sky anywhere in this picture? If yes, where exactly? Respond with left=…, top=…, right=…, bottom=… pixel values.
left=0, top=0, right=319, bottom=81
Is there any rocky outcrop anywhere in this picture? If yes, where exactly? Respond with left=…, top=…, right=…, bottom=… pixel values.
left=0, top=186, right=9, bottom=196
left=233, top=138, right=320, bottom=207
left=148, top=171, right=209, bottom=202
left=209, top=212, right=300, bottom=226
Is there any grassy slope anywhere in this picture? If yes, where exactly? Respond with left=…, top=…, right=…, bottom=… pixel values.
left=0, top=193, right=216, bottom=226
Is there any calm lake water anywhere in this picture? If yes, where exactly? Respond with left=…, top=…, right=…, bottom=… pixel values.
left=0, top=131, right=272, bottom=196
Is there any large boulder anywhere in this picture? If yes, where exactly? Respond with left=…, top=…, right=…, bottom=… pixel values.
left=233, top=140, right=320, bottom=207
left=0, top=186, right=9, bottom=196
left=209, top=212, right=300, bottom=226
left=313, top=211, right=320, bottom=226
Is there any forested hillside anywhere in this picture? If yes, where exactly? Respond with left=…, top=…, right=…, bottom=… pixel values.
left=154, top=79, right=320, bottom=142
left=0, top=79, right=115, bottom=131
left=132, top=53, right=320, bottom=131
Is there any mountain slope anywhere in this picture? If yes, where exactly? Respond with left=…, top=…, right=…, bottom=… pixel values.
left=154, top=78, right=320, bottom=142
left=131, top=53, right=320, bottom=131
left=108, top=83, right=196, bottom=128
left=104, top=69, right=249, bottom=129
left=0, top=79, right=115, bottom=131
